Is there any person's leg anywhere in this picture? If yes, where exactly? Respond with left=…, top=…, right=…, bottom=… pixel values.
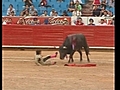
left=42, top=52, right=58, bottom=62
left=43, top=55, right=51, bottom=62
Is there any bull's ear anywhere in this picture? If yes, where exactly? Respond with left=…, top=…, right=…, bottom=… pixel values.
left=63, top=46, right=67, bottom=49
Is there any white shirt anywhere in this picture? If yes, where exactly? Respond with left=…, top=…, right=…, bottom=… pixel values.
left=73, top=0, right=83, bottom=4
left=96, top=23, right=107, bottom=26
left=2, top=21, right=7, bottom=25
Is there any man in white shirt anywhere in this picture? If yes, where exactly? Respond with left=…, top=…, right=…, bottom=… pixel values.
left=7, top=4, right=16, bottom=16
left=97, top=19, right=107, bottom=25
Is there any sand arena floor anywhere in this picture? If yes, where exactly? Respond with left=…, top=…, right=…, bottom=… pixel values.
left=2, top=49, right=114, bottom=90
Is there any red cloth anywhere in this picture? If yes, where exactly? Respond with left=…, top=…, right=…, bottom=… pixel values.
left=64, top=63, right=96, bottom=67
left=93, top=0, right=100, bottom=5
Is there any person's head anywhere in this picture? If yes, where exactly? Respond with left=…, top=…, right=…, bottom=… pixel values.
left=77, top=17, right=82, bottom=22
left=9, top=4, right=13, bottom=10
left=70, top=1, right=74, bottom=5
left=62, top=10, right=68, bottom=16
left=52, top=8, right=55, bottom=12
left=33, top=11, right=38, bottom=16
left=36, top=50, right=41, bottom=55
left=103, top=10, right=108, bottom=15
left=89, top=18, right=94, bottom=24
left=25, top=4, right=29, bottom=9
left=30, top=5, right=35, bottom=10
left=54, top=11, right=58, bottom=16
left=76, top=1, right=80, bottom=5
left=100, top=19, right=105, bottom=24
left=44, top=10, right=48, bottom=15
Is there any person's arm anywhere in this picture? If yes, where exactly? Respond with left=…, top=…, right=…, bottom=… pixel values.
left=28, top=0, right=33, bottom=4
left=7, top=9, right=10, bottom=16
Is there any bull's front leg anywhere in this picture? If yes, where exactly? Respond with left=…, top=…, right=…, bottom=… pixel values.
left=68, top=51, right=75, bottom=63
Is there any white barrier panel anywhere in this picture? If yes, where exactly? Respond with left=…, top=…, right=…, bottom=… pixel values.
left=71, top=16, right=114, bottom=25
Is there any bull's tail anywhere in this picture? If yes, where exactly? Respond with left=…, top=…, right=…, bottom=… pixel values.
left=82, top=35, right=90, bottom=55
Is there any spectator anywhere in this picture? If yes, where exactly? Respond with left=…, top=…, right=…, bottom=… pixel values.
left=41, top=10, right=49, bottom=16
left=74, top=1, right=82, bottom=16
left=23, top=4, right=30, bottom=11
left=100, top=0, right=108, bottom=9
left=72, top=7, right=81, bottom=16
left=29, top=5, right=38, bottom=16
left=108, top=0, right=114, bottom=8
left=92, top=5, right=101, bottom=17
left=68, top=1, right=75, bottom=12
left=50, top=8, right=56, bottom=16
left=52, top=11, right=60, bottom=17
left=31, top=18, right=40, bottom=25
left=7, top=4, right=16, bottom=16
left=88, top=18, right=95, bottom=25
left=61, top=10, right=69, bottom=16
left=97, top=18, right=107, bottom=25
left=17, top=17, right=26, bottom=25
left=23, top=0, right=33, bottom=7
left=33, top=11, right=39, bottom=16
left=23, top=10, right=31, bottom=17
left=101, top=10, right=110, bottom=17
left=74, top=17, right=84, bottom=25
left=20, top=4, right=30, bottom=16
left=99, top=6, right=106, bottom=16
left=74, top=0, right=83, bottom=7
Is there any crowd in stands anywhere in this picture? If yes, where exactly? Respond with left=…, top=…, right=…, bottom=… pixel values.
left=2, top=0, right=115, bottom=26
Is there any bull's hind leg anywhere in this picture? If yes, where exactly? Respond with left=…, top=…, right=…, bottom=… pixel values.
left=77, top=50, right=82, bottom=62
left=86, top=55, right=90, bottom=62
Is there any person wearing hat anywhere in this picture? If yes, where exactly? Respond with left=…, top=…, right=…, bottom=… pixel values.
left=88, top=18, right=95, bottom=25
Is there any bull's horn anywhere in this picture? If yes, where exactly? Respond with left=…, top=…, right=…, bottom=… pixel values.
left=63, top=46, right=67, bottom=49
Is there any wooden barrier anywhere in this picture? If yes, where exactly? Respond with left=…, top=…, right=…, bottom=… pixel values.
left=2, top=25, right=114, bottom=47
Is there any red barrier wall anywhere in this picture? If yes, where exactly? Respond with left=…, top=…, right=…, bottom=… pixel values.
left=2, top=25, right=115, bottom=47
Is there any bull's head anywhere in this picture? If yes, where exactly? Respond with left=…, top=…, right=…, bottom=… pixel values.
left=59, top=46, right=68, bottom=60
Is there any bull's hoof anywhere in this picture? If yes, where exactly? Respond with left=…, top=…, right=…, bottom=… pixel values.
left=88, top=60, right=90, bottom=63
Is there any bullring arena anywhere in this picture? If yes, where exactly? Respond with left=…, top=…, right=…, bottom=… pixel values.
left=2, top=17, right=114, bottom=90
left=2, top=48, right=114, bottom=90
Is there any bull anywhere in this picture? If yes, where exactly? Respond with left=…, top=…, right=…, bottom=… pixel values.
left=59, top=33, right=90, bottom=63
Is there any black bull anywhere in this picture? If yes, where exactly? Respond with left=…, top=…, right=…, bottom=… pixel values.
left=59, top=33, right=90, bottom=63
